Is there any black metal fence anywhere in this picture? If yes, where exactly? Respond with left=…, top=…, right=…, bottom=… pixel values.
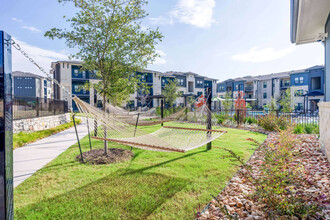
left=216, top=109, right=319, bottom=126
left=13, top=96, right=68, bottom=120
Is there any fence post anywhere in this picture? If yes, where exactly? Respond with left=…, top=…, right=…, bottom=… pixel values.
left=36, top=97, right=39, bottom=117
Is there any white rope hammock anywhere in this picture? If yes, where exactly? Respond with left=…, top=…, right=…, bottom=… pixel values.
left=105, top=103, right=185, bottom=126
left=74, top=97, right=227, bottom=153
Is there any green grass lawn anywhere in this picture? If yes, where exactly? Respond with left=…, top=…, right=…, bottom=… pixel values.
left=14, top=123, right=266, bottom=219
left=13, top=119, right=81, bottom=150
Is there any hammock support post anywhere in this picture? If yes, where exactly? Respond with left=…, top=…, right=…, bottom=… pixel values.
left=73, top=114, right=84, bottom=163
left=206, top=88, right=212, bottom=150
left=86, top=116, right=92, bottom=151
left=161, top=99, right=164, bottom=126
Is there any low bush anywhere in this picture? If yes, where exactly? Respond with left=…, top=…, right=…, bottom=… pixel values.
left=257, top=113, right=290, bottom=131
left=215, top=113, right=228, bottom=125
left=244, top=117, right=257, bottom=125
left=294, top=124, right=319, bottom=134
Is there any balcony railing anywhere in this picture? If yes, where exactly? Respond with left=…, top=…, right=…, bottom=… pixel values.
left=245, top=86, right=253, bottom=91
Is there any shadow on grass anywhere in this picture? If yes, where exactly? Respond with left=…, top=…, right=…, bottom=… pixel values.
left=122, top=149, right=208, bottom=176
left=15, top=172, right=189, bottom=220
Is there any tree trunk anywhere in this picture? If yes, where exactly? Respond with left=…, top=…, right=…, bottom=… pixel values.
left=103, top=93, right=108, bottom=155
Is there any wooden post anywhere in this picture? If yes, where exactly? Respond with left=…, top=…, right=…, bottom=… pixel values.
left=206, top=88, right=212, bottom=150
left=161, top=99, right=164, bottom=126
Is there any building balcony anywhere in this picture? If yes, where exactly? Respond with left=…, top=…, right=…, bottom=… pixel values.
left=245, top=86, right=253, bottom=92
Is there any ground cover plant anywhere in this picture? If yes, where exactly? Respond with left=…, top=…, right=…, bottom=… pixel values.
left=14, top=122, right=266, bottom=219
left=13, top=118, right=81, bottom=149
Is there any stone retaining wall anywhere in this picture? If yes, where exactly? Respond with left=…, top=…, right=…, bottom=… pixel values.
left=13, top=113, right=71, bottom=133
left=318, top=101, right=330, bottom=162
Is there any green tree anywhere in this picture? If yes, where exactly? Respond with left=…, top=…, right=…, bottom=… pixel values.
left=45, top=0, right=163, bottom=155
left=162, top=79, right=179, bottom=110
left=269, top=96, right=278, bottom=111
left=222, top=92, right=233, bottom=112
left=279, top=88, right=293, bottom=112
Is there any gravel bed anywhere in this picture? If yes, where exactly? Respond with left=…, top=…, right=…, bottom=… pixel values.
left=198, top=134, right=330, bottom=220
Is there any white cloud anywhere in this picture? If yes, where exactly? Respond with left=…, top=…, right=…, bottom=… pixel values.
left=170, top=0, right=216, bottom=28
left=153, top=50, right=167, bottom=65
left=21, top=25, right=42, bottom=33
left=231, top=46, right=295, bottom=63
left=149, top=16, right=173, bottom=26
left=12, top=38, right=68, bottom=75
left=11, top=17, right=23, bottom=23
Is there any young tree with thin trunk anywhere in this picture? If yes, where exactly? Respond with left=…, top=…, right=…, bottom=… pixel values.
left=162, top=79, right=179, bottom=112
left=279, top=88, right=293, bottom=112
left=45, top=0, right=163, bottom=155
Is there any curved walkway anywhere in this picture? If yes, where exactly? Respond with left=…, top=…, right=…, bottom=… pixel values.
left=13, top=119, right=89, bottom=188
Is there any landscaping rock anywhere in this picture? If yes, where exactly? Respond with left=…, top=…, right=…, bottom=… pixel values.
left=198, top=134, right=330, bottom=220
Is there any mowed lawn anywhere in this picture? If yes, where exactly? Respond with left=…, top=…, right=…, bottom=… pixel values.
left=14, top=123, right=266, bottom=219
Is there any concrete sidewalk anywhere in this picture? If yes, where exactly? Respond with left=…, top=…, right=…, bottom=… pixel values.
left=13, top=119, right=89, bottom=188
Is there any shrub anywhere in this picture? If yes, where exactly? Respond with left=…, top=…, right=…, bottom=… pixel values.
left=294, top=124, right=304, bottom=134
left=257, top=114, right=290, bottom=131
left=244, top=117, right=257, bottom=125
left=293, top=124, right=319, bottom=134
left=215, top=113, right=228, bottom=125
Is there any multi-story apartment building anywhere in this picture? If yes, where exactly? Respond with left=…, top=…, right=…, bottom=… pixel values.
left=216, top=65, right=325, bottom=111
left=51, top=61, right=218, bottom=111
left=12, top=71, right=52, bottom=100
left=51, top=61, right=101, bottom=111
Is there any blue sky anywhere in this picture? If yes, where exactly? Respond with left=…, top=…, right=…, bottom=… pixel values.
left=1, top=0, right=324, bottom=81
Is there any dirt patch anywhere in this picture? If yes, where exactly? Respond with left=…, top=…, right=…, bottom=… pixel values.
left=76, top=148, right=134, bottom=165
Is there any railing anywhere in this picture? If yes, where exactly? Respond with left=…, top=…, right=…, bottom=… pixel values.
left=13, top=96, right=68, bottom=120
left=216, top=108, right=319, bottom=126
left=244, top=86, right=253, bottom=91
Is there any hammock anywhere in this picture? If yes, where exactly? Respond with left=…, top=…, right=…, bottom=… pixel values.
left=105, top=103, right=185, bottom=126
left=74, top=97, right=227, bottom=153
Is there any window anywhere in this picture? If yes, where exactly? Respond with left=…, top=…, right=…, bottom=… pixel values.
left=67, top=63, right=69, bottom=68
left=311, top=77, right=321, bottom=90
left=300, top=77, right=304, bottom=84
left=263, top=82, right=267, bottom=88
left=196, top=80, right=203, bottom=88
left=235, top=84, right=239, bottom=90
left=263, top=93, right=267, bottom=99
left=178, top=78, right=184, bottom=87
left=284, top=80, right=290, bottom=87
left=297, top=103, right=303, bottom=110
left=295, top=77, right=299, bottom=84
left=295, top=89, right=304, bottom=97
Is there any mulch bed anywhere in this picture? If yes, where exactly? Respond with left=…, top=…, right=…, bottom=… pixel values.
left=198, top=134, right=330, bottom=220
left=76, top=148, right=134, bottom=165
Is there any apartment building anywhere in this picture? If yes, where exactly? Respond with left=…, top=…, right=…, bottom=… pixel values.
left=51, top=61, right=218, bottom=111
left=126, top=70, right=217, bottom=109
left=216, top=65, right=325, bottom=111
left=12, top=71, right=52, bottom=100
left=51, top=61, right=101, bottom=111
